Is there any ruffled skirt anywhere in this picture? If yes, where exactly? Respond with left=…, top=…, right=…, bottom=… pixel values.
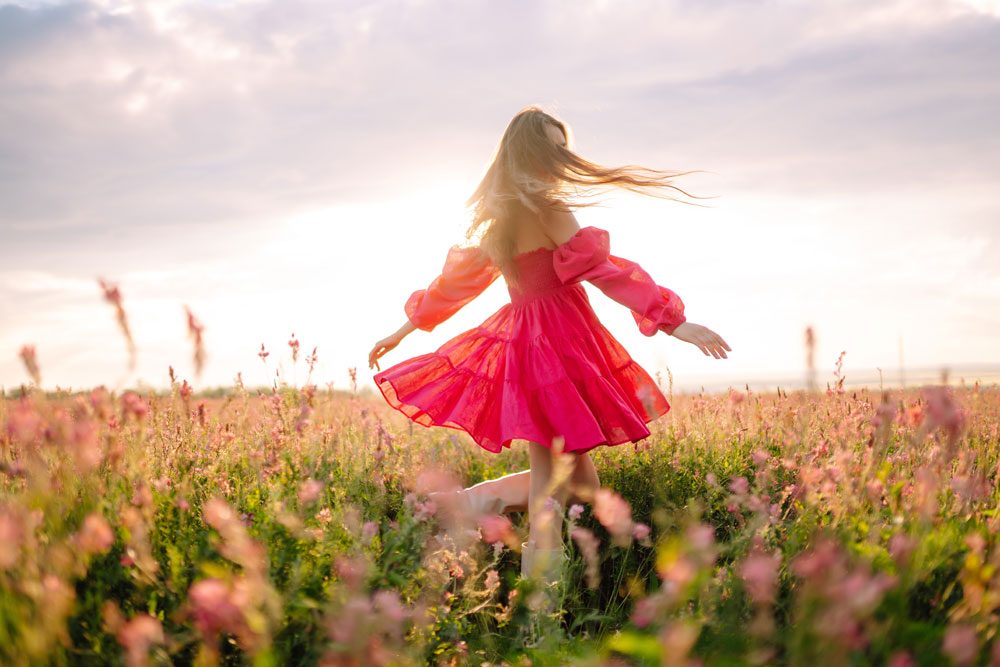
left=373, top=282, right=671, bottom=454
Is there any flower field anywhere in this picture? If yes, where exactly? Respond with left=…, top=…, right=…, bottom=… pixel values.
left=2, top=362, right=999, bottom=665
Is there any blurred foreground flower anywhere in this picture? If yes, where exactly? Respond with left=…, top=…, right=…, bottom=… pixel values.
left=184, top=305, right=206, bottom=379
left=98, top=276, right=136, bottom=372
left=18, top=344, right=40, bottom=385
left=594, top=488, right=635, bottom=547
left=116, top=614, right=164, bottom=667
left=75, top=513, right=114, bottom=556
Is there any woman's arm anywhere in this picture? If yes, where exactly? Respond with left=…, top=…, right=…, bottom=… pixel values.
left=546, top=211, right=730, bottom=357
left=404, top=244, right=501, bottom=332
left=369, top=243, right=500, bottom=372
left=547, top=213, right=686, bottom=335
left=369, top=320, right=416, bottom=371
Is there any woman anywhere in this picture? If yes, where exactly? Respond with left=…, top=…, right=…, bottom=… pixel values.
left=368, top=105, right=730, bottom=588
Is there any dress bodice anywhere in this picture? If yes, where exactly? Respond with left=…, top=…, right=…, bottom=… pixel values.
left=505, top=248, right=570, bottom=305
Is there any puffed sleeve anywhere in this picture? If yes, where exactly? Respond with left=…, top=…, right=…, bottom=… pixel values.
left=404, top=244, right=501, bottom=332
left=552, top=226, right=687, bottom=336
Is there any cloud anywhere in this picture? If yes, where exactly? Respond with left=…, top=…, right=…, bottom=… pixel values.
left=1, top=0, right=998, bottom=389
left=1, top=0, right=996, bottom=238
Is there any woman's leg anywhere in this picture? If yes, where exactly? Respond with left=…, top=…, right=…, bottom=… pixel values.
left=465, top=451, right=601, bottom=513
left=569, top=451, right=601, bottom=504
left=464, top=470, right=531, bottom=513
left=527, top=441, right=556, bottom=552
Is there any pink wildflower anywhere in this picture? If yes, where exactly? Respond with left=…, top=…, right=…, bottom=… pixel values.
left=687, top=523, right=716, bottom=552
left=77, top=513, right=115, bottom=555
left=298, top=478, right=324, bottom=505
left=922, top=385, right=966, bottom=440
left=184, top=305, right=205, bottom=378
left=593, top=488, right=634, bottom=545
left=19, top=344, right=40, bottom=385
left=887, top=651, right=915, bottom=667
left=570, top=526, right=602, bottom=589
left=187, top=578, right=244, bottom=640
left=631, top=596, right=659, bottom=628
left=659, top=554, right=696, bottom=593
left=335, top=555, right=368, bottom=590
left=740, top=548, right=781, bottom=605
left=0, top=507, right=24, bottom=569
left=116, top=614, right=164, bottom=667
left=791, top=538, right=840, bottom=579
left=659, top=620, right=700, bottom=664
left=477, top=513, right=515, bottom=546
left=632, top=522, right=652, bottom=545
left=872, top=399, right=897, bottom=429
left=203, top=498, right=238, bottom=530
left=372, top=589, right=407, bottom=623
left=6, top=397, right=42, bottom=445
left=98, top=276, right=137, bottom=371
left=71, top=417, right=103, bottom=472
left=121, top=391, right=150, bottom=420
left=942, top=623, right=978, bottom=667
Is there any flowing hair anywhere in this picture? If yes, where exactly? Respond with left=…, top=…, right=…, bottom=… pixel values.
left=463, top=104, right=714, bottom=287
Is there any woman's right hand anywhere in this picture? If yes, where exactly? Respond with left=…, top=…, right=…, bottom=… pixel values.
left=369, top=332, right=406, bottom=371
left=669, top=322, right=731, bottom=359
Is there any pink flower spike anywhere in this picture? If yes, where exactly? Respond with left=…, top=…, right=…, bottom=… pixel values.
left=740, top=549, right=781, bottom=605
left=632, top=522, right=651, bottom=543
left=297, top=479, right=324, bottom=505
left=18, top=345, right=40, bottom=385
left=593, top=488, right=634, bottom=544
left=942, top=623, right=978, bottom=667
left=77, top=513, right=115, bottom=555
left=116, top=614, right=164, bottom=667
left=477, top=514, right=515, bottom=546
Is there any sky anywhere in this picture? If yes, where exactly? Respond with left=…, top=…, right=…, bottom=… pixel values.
left=1, top=0, right=998, bottom=395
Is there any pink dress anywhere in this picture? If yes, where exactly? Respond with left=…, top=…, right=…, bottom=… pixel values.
left=372, top=225, right=687, bottom=455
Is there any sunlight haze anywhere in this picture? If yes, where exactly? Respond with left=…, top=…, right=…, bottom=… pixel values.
left=1, top=0, right=998, bottom=394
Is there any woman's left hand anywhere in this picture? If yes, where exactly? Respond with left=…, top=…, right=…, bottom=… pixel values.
left=669, top=322, right=731, bottom=359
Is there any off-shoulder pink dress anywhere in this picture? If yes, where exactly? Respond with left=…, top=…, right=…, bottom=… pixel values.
left=372, top=225, right=686, bottom=455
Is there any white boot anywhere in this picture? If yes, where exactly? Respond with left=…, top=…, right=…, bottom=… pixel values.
left=520, top=538, right=568, bottom=617
left=520, top=540, right=536, bottom=579
left=520, top=500, right=569, bottom=584
left=531, top=542, right=568, bottom=586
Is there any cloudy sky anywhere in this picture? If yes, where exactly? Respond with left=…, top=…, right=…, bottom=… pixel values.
left=1, top=0, right=998, bottom=395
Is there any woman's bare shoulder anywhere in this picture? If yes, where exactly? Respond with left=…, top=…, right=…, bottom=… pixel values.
left=539, top=206, right=582, bottom=246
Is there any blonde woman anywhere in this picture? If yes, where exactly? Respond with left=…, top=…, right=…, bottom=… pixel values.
left=368, top=105, right=730, bottom=587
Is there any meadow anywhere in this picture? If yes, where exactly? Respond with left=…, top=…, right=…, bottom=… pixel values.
left=2, top=345, right=999, bottom=665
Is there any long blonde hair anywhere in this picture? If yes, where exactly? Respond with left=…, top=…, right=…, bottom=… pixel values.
left=464, top=104, right=713, bottom=286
